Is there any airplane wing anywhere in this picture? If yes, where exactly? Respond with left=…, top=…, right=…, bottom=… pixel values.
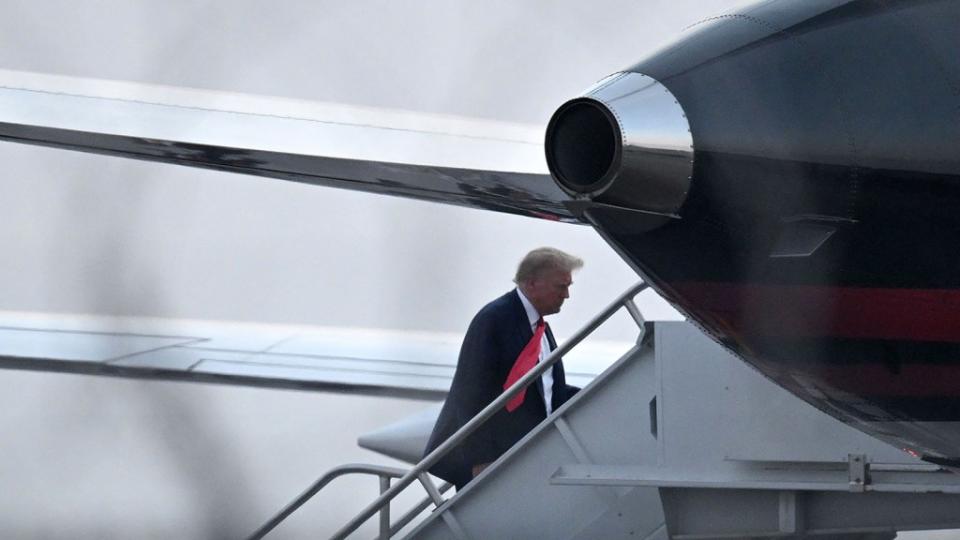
left=0, top=68, right=579, bottom=222
left=0, top=69, right=638, bottom=398
left=0, top=310, right=632, bottom=400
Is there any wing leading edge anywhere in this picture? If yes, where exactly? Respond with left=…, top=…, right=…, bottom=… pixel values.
left=0, top=69, right=578, bottom=222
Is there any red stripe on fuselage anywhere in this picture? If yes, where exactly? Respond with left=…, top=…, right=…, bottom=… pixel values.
left=671, top=282, right=960, bottom=342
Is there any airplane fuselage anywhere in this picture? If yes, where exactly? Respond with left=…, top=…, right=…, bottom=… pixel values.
left=547, top=0, right=960, bottom=463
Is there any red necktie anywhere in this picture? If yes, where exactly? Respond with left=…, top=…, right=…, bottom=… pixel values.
left=503, top=318, right=546, bottom=412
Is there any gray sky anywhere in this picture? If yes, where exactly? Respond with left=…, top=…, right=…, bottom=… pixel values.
left=0, top=0, right=747, bottom=341
left=1, top=1, right=956, bottom=538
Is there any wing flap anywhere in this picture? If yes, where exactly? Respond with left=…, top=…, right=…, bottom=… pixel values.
left=0, top=312, right=461, bottom=399
left=0, top=311, right=629, bottom=399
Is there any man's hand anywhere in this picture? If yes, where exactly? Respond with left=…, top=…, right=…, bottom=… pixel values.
left=471, top=463, right=491, bottom=477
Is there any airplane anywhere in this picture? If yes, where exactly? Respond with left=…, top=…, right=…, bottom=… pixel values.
left=0, top=2, right=705, bottom=537
left=1, top=0, right=959, bottom=537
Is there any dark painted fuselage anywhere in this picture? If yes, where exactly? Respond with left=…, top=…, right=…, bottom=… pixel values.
left=588, top=0, right=960, bottom=461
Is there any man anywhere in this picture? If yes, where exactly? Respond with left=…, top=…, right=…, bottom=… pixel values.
left=424, top=247, right=583, bottom=489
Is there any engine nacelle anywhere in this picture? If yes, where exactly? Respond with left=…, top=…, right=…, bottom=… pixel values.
left=545, top=72, right=693, bottom=218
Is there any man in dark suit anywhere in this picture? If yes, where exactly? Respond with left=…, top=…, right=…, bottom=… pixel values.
left=424, top=247, right=583, bottom=489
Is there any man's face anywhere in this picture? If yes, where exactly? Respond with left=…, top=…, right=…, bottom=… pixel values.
left=525, top=268, right=573, bottom=316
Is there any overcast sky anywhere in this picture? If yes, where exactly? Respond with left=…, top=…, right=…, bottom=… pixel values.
left=0, top=0, right=755, bottom=342
left=2, top=1, right=955, bottom=538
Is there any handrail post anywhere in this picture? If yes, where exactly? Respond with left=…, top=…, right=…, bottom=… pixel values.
left=245, top=464, right=406, bottom=540
left=387, top=482, right=453, bottom=537
left=330, top=282, right=648, bottom=539
left=624, top=298, right=646, bottom=329
left=378, top=476, right=390, bottom=539
left=418, top=473, right=445, bottom=506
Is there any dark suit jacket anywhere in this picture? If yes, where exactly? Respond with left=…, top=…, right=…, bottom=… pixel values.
left=423, top=289, right=579, bottom=488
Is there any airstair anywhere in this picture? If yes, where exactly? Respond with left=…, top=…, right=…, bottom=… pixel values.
left=406, top=318, right=664, bottom=539
left=251, top=283, right=960, bottom=539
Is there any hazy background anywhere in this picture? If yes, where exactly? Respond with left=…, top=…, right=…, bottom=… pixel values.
left=0, top=1, right=955, bottom=538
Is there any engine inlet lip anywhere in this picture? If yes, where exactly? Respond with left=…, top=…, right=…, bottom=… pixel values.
left=545, top=97, right=622, bottom=197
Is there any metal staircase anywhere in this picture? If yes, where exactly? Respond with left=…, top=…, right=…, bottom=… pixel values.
left=250, top=282, right=960, bottom=539
left=408, top=322, right=960, bottom=539
left=405, top=321, right=663, bottom=539
left=249, top=282, right=651, bottom=539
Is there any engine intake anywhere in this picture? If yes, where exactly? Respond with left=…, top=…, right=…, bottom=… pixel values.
left=546, top=72, right=694, bottom=217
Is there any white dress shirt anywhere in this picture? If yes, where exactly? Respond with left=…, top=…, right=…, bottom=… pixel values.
left=516, top=288, right=554, bottom=415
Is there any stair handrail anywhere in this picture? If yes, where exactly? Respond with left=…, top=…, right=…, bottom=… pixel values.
left=248, top=461, right=453, bottom=540
left=248, top=463, right=405, bottom=540
left=249, top=281, right=648, bottom=539
left=331, top=281, right=649, bottom=539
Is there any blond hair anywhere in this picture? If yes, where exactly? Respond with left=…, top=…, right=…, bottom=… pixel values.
left=513, top=247, right=583, bottom=285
